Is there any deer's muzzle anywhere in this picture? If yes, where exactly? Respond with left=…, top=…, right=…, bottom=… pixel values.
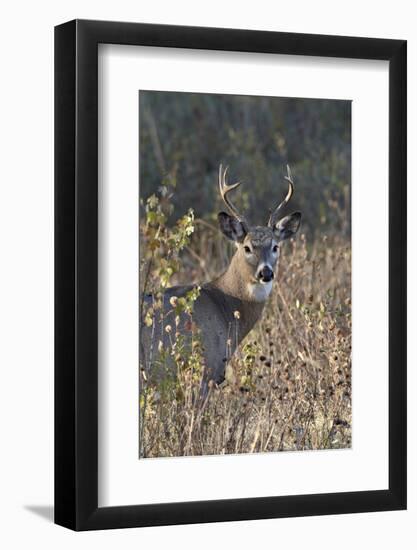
left=257, top=265, right=274, bottom=283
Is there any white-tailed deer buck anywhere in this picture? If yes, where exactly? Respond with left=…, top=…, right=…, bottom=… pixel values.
left=141, top=165, right=301, bottom=389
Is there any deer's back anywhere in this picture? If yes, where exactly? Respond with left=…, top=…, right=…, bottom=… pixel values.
left=140, top=284, right=239, bottom=382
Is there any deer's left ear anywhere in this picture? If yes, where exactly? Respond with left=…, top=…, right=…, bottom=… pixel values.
left=273, top=211, right=302, bottom=241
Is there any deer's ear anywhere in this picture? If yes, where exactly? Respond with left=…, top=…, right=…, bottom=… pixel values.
left=218, top=212, right=247, bottom=242
left=274, top=211, right=302, bottom=241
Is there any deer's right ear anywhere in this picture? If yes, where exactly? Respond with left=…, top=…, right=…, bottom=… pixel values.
left=218, top=212, right=247, bottom=242
left=273, top=211, right=302, bottom=241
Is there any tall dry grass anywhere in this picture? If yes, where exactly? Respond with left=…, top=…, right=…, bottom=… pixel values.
left=140, top=220, right=351, bottom=458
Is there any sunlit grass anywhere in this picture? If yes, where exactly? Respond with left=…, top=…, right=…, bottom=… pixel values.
left=140, top=212, right=351, bottom=458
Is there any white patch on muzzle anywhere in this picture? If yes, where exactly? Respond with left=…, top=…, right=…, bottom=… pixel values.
left=247, top=280, right=273, bottom=302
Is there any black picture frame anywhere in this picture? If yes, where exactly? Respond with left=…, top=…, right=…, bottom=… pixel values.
left=55, top=19, right=407, bottom=531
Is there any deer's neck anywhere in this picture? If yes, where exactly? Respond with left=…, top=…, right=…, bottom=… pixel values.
left=207, top=253, right=268, bottom=343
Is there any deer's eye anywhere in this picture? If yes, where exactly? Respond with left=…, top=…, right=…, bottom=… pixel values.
left=273, top=245, right=279, bottom=253
left=244, top=245, right=251, bottom=254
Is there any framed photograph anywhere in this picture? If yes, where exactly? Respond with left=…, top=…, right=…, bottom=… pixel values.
left=55, top=19, right=406, bottom=530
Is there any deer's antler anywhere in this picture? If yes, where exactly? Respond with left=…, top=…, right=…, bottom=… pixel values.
left=218, top=164, right=249, bottom=231
left=268, top=164, right=295, bottom=228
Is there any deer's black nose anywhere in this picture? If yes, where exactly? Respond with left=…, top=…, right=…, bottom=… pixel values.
left=258, top=265, right=274, bottom=283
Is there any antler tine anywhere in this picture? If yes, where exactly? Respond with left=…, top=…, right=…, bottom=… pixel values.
left=218, top=164, right=248, bottom=229
left=268, top=164, right=295, bottom=227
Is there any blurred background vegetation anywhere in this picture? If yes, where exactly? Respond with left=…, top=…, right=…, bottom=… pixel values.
left=139, top=91, right=351, bottom=238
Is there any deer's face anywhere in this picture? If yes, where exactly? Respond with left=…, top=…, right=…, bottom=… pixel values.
left=241, top=227, right=282, bottom=283
left=217, top=164, right=302, bottom=301
left=218, top=214, right=301, bottom=288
